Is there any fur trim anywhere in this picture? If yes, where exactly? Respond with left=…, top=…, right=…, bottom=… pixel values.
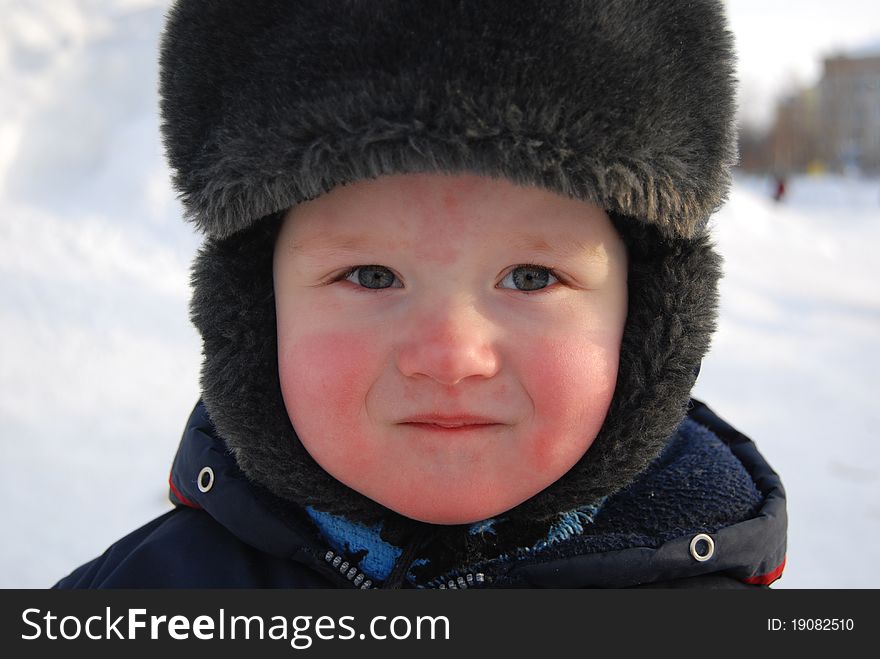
left=160, top=0, right=737, bottom=240
left=189, top=212, right=722, bottom=533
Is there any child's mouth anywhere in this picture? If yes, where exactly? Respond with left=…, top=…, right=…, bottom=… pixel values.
left=399, top=414, right=504, bottom=431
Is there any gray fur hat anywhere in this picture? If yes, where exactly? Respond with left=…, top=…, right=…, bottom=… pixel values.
left=160, top=0, right=734, bottom=538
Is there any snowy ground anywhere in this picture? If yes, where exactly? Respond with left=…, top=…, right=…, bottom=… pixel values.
left=2, top=0, right=879, bottom=588
left=694, top=174, right=880, bottom=588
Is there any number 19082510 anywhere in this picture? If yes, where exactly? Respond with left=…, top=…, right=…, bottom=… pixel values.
left=768, top=618, right=855, bottom=631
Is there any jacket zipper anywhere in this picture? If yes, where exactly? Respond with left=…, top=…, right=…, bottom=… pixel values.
left=322, top=548, right=490, bottom=589
left=322, top=549, right=374, bottom=589
left=424, top=572, right=489, bottom=589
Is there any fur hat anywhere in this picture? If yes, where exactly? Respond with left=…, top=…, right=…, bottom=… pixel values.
left=160, top=0, right=734, bottom=537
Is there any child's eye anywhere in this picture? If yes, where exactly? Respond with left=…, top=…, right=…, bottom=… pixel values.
left=498, top=265, right=559, bottom=291
left=343, top=265, right=402, bottom=289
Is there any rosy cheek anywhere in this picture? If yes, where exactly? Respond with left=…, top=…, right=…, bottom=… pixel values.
left=278, top=330, right=378, bottom=469
left=519, top=338, right=619, bottom=472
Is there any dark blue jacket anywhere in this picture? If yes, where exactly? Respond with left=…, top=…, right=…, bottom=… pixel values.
left=54, top=399, right=786, bottom=588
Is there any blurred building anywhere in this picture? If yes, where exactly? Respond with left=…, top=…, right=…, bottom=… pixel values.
left=768, top=87, right=820, bottom=173
left=818, top=54, right=880, bottom=172
left=743, top=49, right=880, bottom=175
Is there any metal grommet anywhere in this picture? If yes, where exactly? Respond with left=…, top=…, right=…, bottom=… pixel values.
left=689, top=533, right=715, bottom=562
left=197, top=466, right=215, bottom=493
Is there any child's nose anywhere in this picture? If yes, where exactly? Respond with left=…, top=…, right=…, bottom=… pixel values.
left=395, top=300, right=500, bottom=386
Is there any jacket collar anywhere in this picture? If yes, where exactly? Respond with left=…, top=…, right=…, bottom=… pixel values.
left=168, top=401, right=323, bottom=559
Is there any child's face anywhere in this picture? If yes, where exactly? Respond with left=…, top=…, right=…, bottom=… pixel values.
left=273, top=173, right=628, bottom=524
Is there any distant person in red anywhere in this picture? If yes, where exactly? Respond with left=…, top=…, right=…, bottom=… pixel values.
left=773, top=176, right=787, bottom=202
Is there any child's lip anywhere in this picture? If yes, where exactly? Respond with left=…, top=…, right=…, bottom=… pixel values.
left=398, top=414, right=505, bottom=429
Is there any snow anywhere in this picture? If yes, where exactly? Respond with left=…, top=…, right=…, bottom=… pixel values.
left=0, top=0, right=202, bottom=587
left=2, top=1, right=878, bottom=589
left=693, top=174, right=880, bottom=588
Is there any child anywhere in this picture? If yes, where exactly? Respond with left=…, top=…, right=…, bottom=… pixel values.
left=55, top=0, right=786, bottom=588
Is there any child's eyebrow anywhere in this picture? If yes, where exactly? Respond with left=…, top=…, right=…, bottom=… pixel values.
left=287, top=234, right=373, bottom=256
left=510, top=234, right=609, bottom=264
left=288, top=232, right=609, bottom=263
